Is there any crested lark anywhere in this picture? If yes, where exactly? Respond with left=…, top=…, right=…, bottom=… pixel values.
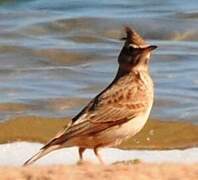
left=24, top=26, right=157, bottom=165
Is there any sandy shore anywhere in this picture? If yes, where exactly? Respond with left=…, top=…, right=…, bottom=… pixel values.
left=0, top=117, right=197, bottom=179
left=0, top=142, right=197, bottom=180
left=0, top=162, right=198, bottom=180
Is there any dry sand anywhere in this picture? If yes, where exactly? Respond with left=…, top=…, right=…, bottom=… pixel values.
left=0, top=162, right=197, bottom=180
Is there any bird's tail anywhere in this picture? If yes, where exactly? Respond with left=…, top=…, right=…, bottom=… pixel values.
left=23, top=145, right=59, bottom=166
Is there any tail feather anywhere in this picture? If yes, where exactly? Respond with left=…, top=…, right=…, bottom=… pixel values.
left=23, top=145, right=59, bottom=166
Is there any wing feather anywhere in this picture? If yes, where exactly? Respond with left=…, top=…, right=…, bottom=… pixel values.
left=43, top=73, right=150, bottom=147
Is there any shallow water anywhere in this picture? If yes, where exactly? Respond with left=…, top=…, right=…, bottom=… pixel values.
left=0, top=0, right=198, bottom=123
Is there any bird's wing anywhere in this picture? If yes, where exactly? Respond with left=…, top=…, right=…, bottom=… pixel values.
left=42, top=77, right=149, bottom=148
left=72, top=72, right=149, bottom=125
left=64, top=101, right=146, bottom=138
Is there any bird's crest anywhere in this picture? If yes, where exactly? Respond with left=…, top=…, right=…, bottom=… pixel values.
left=121, top=26, right=147, bottom=46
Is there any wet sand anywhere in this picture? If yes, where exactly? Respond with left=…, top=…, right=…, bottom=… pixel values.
left=0, top=162, right=197, bottom=180
left=0, top=116, right=198, bottom=149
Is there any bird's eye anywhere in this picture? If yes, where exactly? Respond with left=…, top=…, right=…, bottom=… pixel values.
left=128, top=44, right=139, bottom=51
left=128, top=46, right=134, bottom=51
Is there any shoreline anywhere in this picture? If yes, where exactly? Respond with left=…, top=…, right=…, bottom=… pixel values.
left=1, top=142, right=197, bottom=179
left=0, top=142, right=198, bottom=166
left=0, top=116, right=198, bottom=150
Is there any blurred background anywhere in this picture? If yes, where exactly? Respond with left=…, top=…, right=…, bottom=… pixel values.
left=0, top=0, right=198, bottom=123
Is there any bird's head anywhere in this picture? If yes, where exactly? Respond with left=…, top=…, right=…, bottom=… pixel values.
left=118, top=26, right=157, bottom=72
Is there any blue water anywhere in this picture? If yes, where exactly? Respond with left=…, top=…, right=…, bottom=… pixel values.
left=0, top=0, right=198, bottom=123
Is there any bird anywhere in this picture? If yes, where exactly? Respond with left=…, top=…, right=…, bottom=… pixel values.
left=23, top=26, right=157, bottom=166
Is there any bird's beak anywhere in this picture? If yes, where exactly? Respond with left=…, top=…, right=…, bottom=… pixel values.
left=145, top=45, right=158, bottom=51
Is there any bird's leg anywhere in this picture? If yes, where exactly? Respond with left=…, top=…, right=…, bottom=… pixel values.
left=78, top=147, right=86, bottom=161
left=94, top=147, right=104, bottom=164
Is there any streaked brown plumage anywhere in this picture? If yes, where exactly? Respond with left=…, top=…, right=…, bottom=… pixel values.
left=23, top=26, right=157, bottom=165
